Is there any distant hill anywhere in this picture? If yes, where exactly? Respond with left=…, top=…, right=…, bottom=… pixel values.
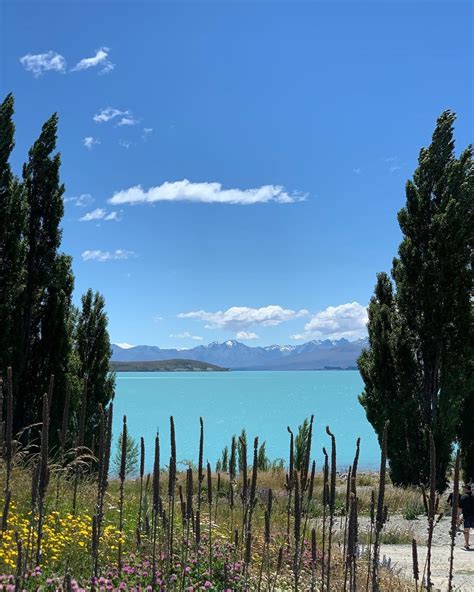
left=112, top=338, right=367, bottom=370
left=110, top=359, right=229, bottom=372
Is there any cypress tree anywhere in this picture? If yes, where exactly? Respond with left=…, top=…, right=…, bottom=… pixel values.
left=14, top=113, right=74, bottom=432
left=75, top=289, right=115, bottom=448
left=359, top=111, right=473, bottom=488
left=0, top=94, right=26, bottom=375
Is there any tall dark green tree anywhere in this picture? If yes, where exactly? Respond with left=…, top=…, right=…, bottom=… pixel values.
left=75, top=289, right=115, bottom=448
left=14, top=113, right=75, bottom=433
left=359, top=111, right=473, bottom=488
left=0, top=94, right=26, bottom=375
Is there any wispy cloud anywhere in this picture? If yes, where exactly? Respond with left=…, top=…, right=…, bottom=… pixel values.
left=383, top=156, right=403, bottom=173
left=114, top=342, right=135, bottom=349
left=93, top=107, right=129, bottom=124
left=83, top=136, right=100, bottom=150
left=353, top=168, right=362, bottom=175
left=82, top=249, right=135, bottom=262
left=109, top=180, right=307, bottom=206
left=178, top=305, right=308, bottom=330
left=169, top=332, right=203, bottom=341
left=118, top=139, right=132, bottom=149
left=71, top=47, right=114, bottom=74
left=117, top=116, right=139, bottom=126
left=64, top=193, right=95, bottom=207
left=290, top=302, right=368, bottom=341
left=79, top=208, right=121, bottom=222
left=236, top=331, right=259, bottom=340
left=20, top=51, right=66, bottom=77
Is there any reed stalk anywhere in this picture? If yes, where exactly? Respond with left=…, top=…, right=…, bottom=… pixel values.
left=72, top=375, right=88, bottom=515
left=167, top=416, right=177, bottom=567
left=137, top=436, right=145, bottom=546
left=35, top=392, right=51, bottom=566
left=371, top=421, right=388, bottom=592
left=447, top=450, right=460, bottom=592
left=293, top=474, right=302, bottom=592
left=412, top=538, right=419, bottom=592
left=117, top=415, right=127, bottom=571
left=425, top=433, right=436, bottom=591
left=286, top=427, right=294, bottom=549
left=152, top=432, right=160, bottom=591
left=198, top=417, right=204, bottom=511
left=321, top=447, right=329, bottom=591
left=325, top=426, right=336, bottom=592
left=4, top=367, right=13, bottom=494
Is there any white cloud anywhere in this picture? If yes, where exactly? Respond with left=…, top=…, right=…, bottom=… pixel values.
left=117, top=116, right=138, bottom=126
left=115, top=342, right=135, bottom=349
left=93, top=107, right=129, bottom=123
left=143, top=127, right=153, bottom=134
left=236, top=331, right=259, bottom=340
left=153, top=315, right=163, bottom=322
left=79, top=208, right=121, bottom=222
left=108, top=179, right=307, bottom=206
left=64, top=193, right=95, bottom=207
left=178, top=305, right=308, bottom=330
left=71, top=47, right=114, bottom=74
left=170, top=332, right=203, bottom=341
left=20, top=51, right=66, bottom=77
left=83, top=136, right=100, bottom=149
left=290, top=302, right=368, bottom=341
left=104, top=211, right=122, bottom=221
left=118, top=139, right=132, bottom=149
left=81, top=249, right=136, bottom=262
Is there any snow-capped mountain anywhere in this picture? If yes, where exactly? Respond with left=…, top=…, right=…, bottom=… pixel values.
left=111, top=338, right=368, bottom=370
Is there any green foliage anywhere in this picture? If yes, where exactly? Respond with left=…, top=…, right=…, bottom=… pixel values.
left=359, top=111, right=473, bottom=489
left=75, top=289, right=115, bottom=448
left=403, top=500, right=425, bottom=521
left=113, top=429, right=139, bottom=477
left=0, top=94, right=26, bottom=376
left=294, top=418, right=310, bottom=472
left=220, top=446, right=229, bottom=472
left=237, top=428, right=247, bottom=473
left=257, top=441, right=270, bottom=471
left=0, top=93, right=115, bottom=449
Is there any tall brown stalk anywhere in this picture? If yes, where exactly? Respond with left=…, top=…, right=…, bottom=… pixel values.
left=198, top=417, right=204, bottom=511
left=152, top=432, right=160, bottom=591
left=117, top=415, right=127, bottom=571
left=325, top=426, right=337, bottom=592
left=137, top=436, right=145, bottom=548
left=286, top=427, right=294, bottom=549
left=371, top=421, right=388, bottom=592
left=424, top=433, right=437, bottom=591
left=168, top=416, right=177, bottom=565
left=321, top=447, right=329, bottom=591
left=412, top=538, right=419, bottom=592
left=447, top=450, right=460, bottom=592
left=72, top=375, right=88, bottom=515
left=207, top=462, right=213, bottom=576
left=35, top=392, right=51, bottom=566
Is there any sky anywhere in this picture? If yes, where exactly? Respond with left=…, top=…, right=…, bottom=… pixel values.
left=1, top=0, right=472, bottom=349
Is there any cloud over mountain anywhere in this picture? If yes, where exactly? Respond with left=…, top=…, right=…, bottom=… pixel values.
left=178, top=305, right=308, bottom=330
left=291, top=302, right=368, bottom=341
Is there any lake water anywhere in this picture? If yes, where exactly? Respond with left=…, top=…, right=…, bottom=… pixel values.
left=113, top=370, right=380, bottom=473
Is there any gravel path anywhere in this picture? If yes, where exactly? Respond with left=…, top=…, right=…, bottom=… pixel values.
left=325, top=513, right=474, bottom=591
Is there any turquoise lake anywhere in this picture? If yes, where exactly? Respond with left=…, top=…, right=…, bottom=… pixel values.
left=113, top=371, right=380, bottom=472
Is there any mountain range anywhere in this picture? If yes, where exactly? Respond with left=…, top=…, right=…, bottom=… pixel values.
left=111, top=338, right=368, bottom=370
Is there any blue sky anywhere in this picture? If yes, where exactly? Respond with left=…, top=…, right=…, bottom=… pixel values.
left=1, top=0, right=472, bottom=348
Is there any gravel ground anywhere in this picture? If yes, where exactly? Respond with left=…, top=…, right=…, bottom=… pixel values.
left=316, top=513, right=474, bottom=591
